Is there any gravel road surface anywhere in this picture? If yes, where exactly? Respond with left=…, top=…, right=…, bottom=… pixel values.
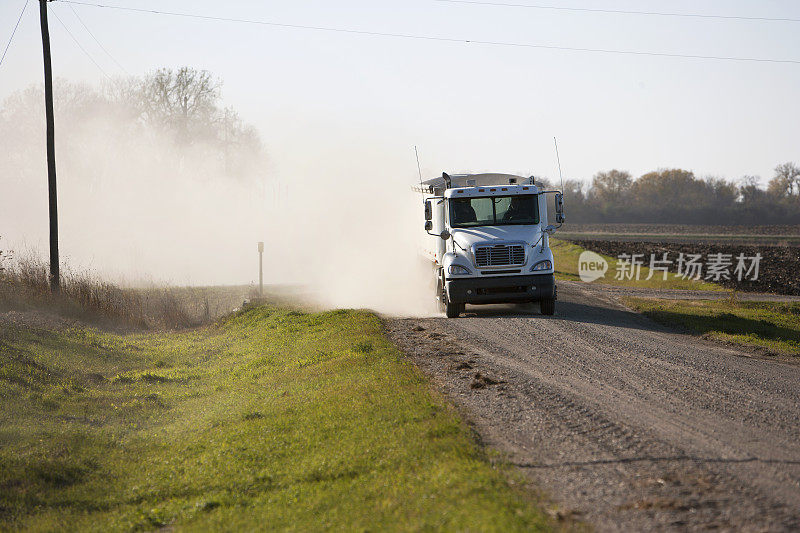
left=387, top=281, right=800, bottom=531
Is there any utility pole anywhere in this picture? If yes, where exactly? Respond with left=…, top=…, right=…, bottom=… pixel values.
left=39, top=0, right=59, bottom=293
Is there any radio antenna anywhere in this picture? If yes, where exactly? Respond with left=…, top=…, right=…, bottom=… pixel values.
left=553, top=137, right=564, bottom=193
left=414, top=146, right=423, bottom=186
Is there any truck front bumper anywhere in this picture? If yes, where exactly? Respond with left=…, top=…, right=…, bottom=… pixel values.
left=446, top=273, right=555, bottom=305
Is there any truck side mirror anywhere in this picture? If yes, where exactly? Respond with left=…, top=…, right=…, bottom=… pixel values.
left=424, top=200, right=432, bottom=221
left=554, top=192, right=565, bottom=224
left=440, top=230, right=451, bottom=241
left=425, top=221, right=433, bottom=231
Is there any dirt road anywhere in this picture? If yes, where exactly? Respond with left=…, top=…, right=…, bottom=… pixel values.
left=387, top=281, right=800, bottom=531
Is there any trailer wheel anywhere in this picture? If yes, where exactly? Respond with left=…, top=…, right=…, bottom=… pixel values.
left=540, top=297, right=555, bottom=316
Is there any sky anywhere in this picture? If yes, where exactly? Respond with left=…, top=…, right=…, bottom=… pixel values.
left=1, top=0, right=799, bottom=186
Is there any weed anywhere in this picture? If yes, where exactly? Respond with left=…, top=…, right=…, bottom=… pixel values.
left=40, top=398, right=59, bottom=411
left=27, top=459, right=97, bottom=488
left=297, top=350, right=331, bottom=368
left=196, top=500, right=221, bottom=512
left=0, top=255, right=248, bottom=329
left=139, top=373, right=178, bottom=384
left=352, top=341, right=373, bottom=354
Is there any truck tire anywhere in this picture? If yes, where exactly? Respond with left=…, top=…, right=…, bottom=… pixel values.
left=540, top=297, right=555, bottom=316
left=436, top=277, right=446, bottom=313
left=437, top=275, right=461, bottom=318
left=445, top=302, right=462, bottom=318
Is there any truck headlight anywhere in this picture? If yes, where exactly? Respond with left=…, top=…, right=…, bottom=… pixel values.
left=531, top=260, right=552, bottom=272
left=448, top=264, right=471, bottom=275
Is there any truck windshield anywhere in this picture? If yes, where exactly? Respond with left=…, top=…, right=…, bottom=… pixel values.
left=449, top=195, right=539, bottom=227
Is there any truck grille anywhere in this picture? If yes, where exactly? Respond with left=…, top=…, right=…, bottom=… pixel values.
left=474, top=244, right=525, bottom=267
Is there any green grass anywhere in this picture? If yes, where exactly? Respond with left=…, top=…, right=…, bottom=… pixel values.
left=0, top=306, right=551, bottom=531
left=624, top=297, right=800, bottom=356
left=551, top=239, right=720, bottom=290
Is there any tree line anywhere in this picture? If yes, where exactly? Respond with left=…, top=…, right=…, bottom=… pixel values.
left=547, top=164, right=800, bottom=225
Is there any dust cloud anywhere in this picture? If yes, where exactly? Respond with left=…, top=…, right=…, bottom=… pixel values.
left=0, top=78, right=436, bottom=316
left=260, top=135, right=436, bottom=317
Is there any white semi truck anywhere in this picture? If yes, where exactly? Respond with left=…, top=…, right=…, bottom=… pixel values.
left=416, top=173, right=564, bottom=318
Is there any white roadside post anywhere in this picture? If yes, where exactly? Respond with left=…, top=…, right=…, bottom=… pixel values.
left=257, top=241, right=264, bottom=297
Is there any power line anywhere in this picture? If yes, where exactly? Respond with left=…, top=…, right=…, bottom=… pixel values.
left=434, top=0, right=800, bottom=23
left=58, top=0, right=800, bottom=65
left=64, top=2, right=129, bottom=74
left=50, top=7, right=110, bottom=78
left=0, top=0, right=29, bottom=69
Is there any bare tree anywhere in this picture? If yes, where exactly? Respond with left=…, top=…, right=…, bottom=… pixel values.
left=216, top=106, right=263, bottom=175
left=102, top=67, right=265, bottom=178
left=704, top=176, right=738, bottom=208
left=1, top=69, right=266, bottom=186
left=768, top=162, right=800, bottom=198
left=591, top=169, right=632, bottom=207
left=111, top=67, right=222, bottom=143
left=738, top=175, right=766, bottom=204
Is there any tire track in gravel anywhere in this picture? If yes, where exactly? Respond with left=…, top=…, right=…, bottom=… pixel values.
left=386, top=281, right=800, bottom=531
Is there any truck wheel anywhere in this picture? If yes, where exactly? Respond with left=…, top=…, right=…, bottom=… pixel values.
left=436, top=277, right=447, bottom=314
left=437, top=276, right=461, bottom=318
left=540, top=297, right=555, bottom=316
left=445, top=302, right=461, bottom=318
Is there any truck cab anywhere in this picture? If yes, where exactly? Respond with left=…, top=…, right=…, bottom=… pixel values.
left=417, top=173, right=564, bottom=318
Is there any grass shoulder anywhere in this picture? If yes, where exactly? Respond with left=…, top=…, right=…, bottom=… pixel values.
left=623, top=296, right=800, bottom=357
left=0, top=305, right=551, bottom=531
left=551, top=239, right=720, bottom=291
